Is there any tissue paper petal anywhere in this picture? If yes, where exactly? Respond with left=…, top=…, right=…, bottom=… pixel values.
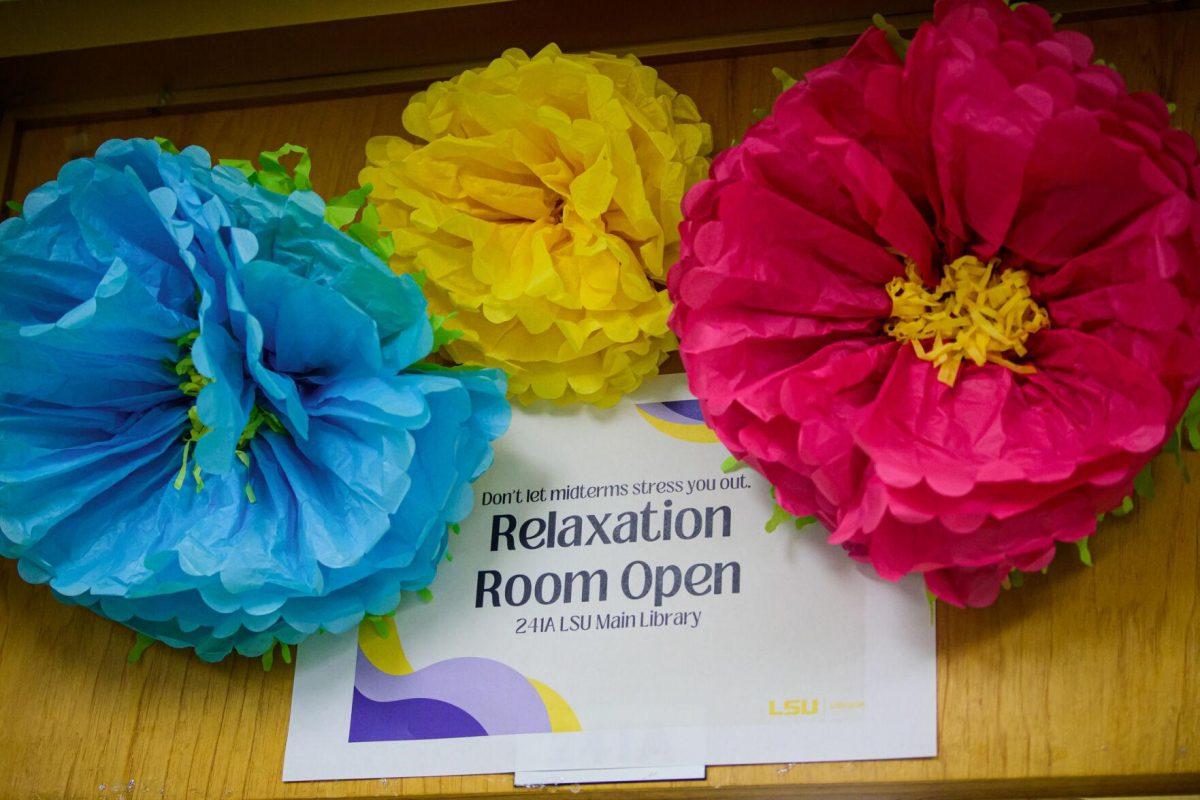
left=669, top=0, right=1200, bottom=606
left=362, top=44, right=713, bottom=406
left=0, top=138, right=510, bottom=659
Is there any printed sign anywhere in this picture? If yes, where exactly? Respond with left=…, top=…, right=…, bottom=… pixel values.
left=284, top=374, right=936, bottom=781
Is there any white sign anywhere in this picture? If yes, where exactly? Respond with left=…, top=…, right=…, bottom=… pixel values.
left=284, top=374, right=936, bottom=782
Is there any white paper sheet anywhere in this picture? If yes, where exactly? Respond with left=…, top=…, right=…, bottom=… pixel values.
left=513, top=765, right=707, bottom=786
left=284, top=374, right=937, bottom=782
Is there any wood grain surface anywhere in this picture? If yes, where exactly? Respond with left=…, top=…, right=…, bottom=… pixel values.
left=1, top=8, right=1199, bottom=799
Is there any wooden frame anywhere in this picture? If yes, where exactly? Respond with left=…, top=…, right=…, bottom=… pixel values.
left=0, top=2, right=1198, bottom=798
left=0, top=0, right=1182, bottom=204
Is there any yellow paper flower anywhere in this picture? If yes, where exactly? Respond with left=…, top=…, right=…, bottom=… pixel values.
left=361, top=44, right=713, bottom=405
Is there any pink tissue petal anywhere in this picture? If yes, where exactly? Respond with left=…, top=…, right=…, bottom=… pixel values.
left=669, top=0, right=1200, bottom=605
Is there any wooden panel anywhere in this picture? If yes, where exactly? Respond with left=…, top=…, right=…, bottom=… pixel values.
left=0, top=0, right=1176, bottom=119
left=0, top=0, right=504, bottom=58
left=1, top=8, right=1199, bottom=799
left=0, top=0, right=924, bottom=112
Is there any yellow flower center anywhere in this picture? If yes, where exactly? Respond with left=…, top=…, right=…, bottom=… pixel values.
left=885, top=255, right=1049, bottom=386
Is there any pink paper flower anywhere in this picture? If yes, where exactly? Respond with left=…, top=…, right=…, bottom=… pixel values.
left=669, top=0, right=1200, bottom=606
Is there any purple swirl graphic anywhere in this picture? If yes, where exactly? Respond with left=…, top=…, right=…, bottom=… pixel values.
left=637, top=399, right=706, bottom=424
left=350, top=694, right=487, bottom=742
left=349, top=648, right=552, bottom=741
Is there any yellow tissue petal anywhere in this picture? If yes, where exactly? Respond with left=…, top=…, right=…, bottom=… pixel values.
left=362, top=44, right=712, bottom=405
left=460, top=172, right=554, bottom=220
left=569, top=153, right=617, bottom=221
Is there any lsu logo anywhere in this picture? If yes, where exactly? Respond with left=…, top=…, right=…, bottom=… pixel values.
left=769, top=699, right=820, bottom=716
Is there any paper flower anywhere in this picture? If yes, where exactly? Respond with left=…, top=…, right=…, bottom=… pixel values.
left=0, top=138, right=510, bottom=661
left=669, top=0, right=1200, bottom=606
left=361, top=44, right=713, bottom=406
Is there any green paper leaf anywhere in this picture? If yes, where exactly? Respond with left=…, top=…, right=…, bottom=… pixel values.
left=417, top=588, right=434, bottom=604
left=262, top=644, right=275, bottom=672
left=256, top=143, right=313, bottom=193
left=1133, top=465, right=1155, bottom=501
left=720, top=456, right=744, bottom=474
left=764, top=504, right=815, bottom=533
left=1181, top=388, right=1200, bottom=450
left=925, top=590, right=937, bottom=625
left=342, top=202, right=395, bottom=262
left=771, top=67, right=797, bottom=92
left=154, top=136, right=181, bottom=154
left=219, top=158, right=257, bottom=180
left=746, top=67, right=800, bottom=130
left=280, top=643, right=292, bottom=665
left=220, top=144, right=312, bottom=196
left=1101, top=492, right=1135, bottom=522
left=4, top=200, right=21, bottom=215
left=1163, top=429, right=1191, bottom=482
left=325, top=184, right=373, bottom=229
left=365, top=613, right=390, bottom=638
left=1076, top=537, right=1093, bottom=567
left=764, top=503, right=792, bottom=533
left=872, top=13, right=910, bottom=59
left=322, top=182, right=397, bottom=266
left=430, top=313, right=465, bottom=350
left=764, top=487, right=815, bottom=532
left=127, top=632, right=156, bottom=664
left=1009, top=570, right=1024, bottom=588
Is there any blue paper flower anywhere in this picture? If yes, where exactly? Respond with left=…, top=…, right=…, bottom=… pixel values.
left=0, top=138, right=509, bottom=661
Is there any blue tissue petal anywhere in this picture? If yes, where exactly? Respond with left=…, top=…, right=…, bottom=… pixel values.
left=0, top=138, right=509, bottom=661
